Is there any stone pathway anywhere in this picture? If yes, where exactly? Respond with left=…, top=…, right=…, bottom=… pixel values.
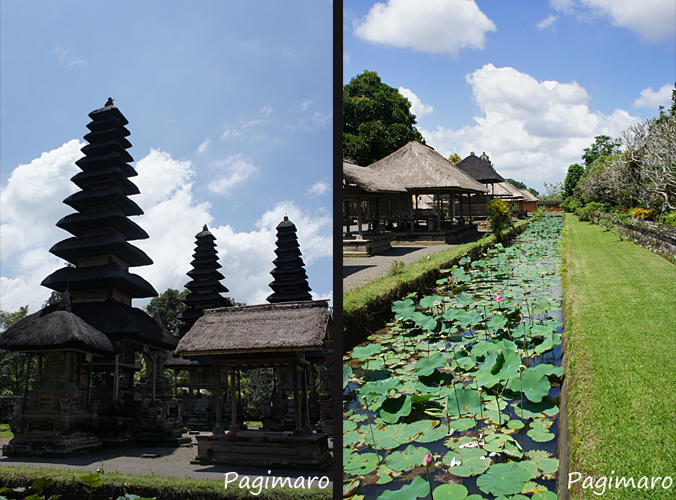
left=0, top=432, right=333, bottom=487
left=343, top=231, right=488, bottom=292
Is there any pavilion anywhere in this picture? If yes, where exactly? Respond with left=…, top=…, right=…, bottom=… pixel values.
left=343, top=141, right=488, bottom=249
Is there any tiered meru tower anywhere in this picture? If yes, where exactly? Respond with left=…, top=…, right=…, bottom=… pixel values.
left=266, top=216, right=312, bottom=303
left=38, top=100, right=180, bottom=446
left=178, top=225, right=231, bottom=337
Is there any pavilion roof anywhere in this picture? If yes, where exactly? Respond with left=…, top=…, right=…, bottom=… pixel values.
left=366, top=142, right=488, bottom=193
left=517, top=188, right=539, bottom=202
left=175, top=300, right=331, bottom=356
left=492, top=180, right=524, bottom=199
left=343, top=162, right=407, bottom=193
left=455, top=152, right=505, bottom=184
left=0, top=309, right=122, bottom=356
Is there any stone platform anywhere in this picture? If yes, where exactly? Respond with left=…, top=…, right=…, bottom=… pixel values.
left=196, top=430, right=331, bottom=468
left=343, top=234, right=393, bottom=255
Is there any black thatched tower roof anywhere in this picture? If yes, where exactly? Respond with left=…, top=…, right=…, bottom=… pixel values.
left=177, top=224, right=231, bottom=337
left=42, top=100, right=157, bottom=303
left=0, top=309, right=122, bottom=356
left=266, top=217, right=312, bottom=304
left=455, top=151, right=505, bottom=184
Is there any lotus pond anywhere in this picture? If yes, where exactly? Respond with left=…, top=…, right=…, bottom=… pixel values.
left=343, top=216, right=565, bottom=500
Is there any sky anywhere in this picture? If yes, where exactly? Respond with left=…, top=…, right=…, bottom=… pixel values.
left=0, top=1, right=333, bottom=315
left=343, top=0, right=676, bottom=194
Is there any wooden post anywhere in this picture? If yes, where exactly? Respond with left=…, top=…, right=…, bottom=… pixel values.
left=468, top=193, right=473, bottom=222
left=22, top=354, right=32, bottom=411
left=459, top=192, right=464, bottom=224
left=213, top=367, right=223, bottom=434
left=113, top=354, right=120, bottom=400
left=356, top=196, right=363, bottom=237
left=301, top=366, right=312, bottom=435
left=151, top=350, right=156, bottom=406
left=230, top=370, right=239, bottom=432
left=87, top=354, right=93, bottom=411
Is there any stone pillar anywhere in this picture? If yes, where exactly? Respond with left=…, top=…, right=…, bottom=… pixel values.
left=459, top=193, right=464, bottom=224
left=87, top=354, right=93, bottom=411
left=356, top=196, right=363, bottom=238
left=230, top=370, right=239, bottom=432
left=113, top=354, right=120, bottom=400
left=213, top=366, right=223, bottom=435
left=151, top=350, right=156, bottom=405
left=301, top=365, right=312, bottom=434
left=292, top=364, right=303, bottom=436
left=468, top=193, right=473, bottom=223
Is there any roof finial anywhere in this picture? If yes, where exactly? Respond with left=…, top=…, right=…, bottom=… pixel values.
left=105, top=97, right=114, bottom=107
left=203, top=224, right=208, bottom=231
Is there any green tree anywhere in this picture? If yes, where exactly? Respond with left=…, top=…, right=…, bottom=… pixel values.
left=0, top=306, right=30, bottom=395
left=343, top=70, right=424, bottom=166
left=488, top=198, right=512, bottom=241
left=448, top=153, right=461, bottom=165
left=563, top=163, right=585, bottom=198
left=144, top=289, right=189, bottom=334
left=505, top=178, right=539, bottom=196
left=582, top=135, right=620, bottom=168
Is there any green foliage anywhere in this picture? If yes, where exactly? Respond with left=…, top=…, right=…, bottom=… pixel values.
left=582, top=135, right=620, bottom=167
left=488, top=198, right=512, bottom=240
left=386, top=259, right=406, bottom=276
left=560, top=196, right=582, bottom=213
left=0, top=306, right=31, bottom=397
left=539, top=181, right=563, bottom=201
left=448, top=153, right=461, bottom=165
left=629, top=207, right=656, bottom=221
left=659, top=211, right=676, bottom=226
left=505, top=178, right=538, bottom=196
left=530, top=206, right=546, bottom=221
left=0, top=306, right=28, bottom=333
left=343, top=71, right=424, bottom=166
left=574, top=202, right=607, bottom=222
left=563, top=163, right=585, bottom=198
left=143, top=289, right=188, bottom=334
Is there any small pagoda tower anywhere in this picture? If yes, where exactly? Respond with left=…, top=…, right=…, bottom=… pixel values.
left=178, top=225, right=231, bottom=337
left=266, top=216, right=312, bottom=303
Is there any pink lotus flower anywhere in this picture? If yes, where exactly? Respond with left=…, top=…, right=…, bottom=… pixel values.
left=494, top=294, right=504, bottom=302
left=433, top=301, right=441, bottom=306
left=423, top=453, right=433, bottom=468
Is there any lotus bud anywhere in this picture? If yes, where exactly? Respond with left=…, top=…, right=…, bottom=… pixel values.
left=423, top=453, right=433, bottom=468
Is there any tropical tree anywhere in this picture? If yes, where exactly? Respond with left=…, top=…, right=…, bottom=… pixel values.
left=144, top=289, right=189, bottom=334
left=563, top=163, right=585, bottom=199
left=582, top=135, right=620, bottom=168
left=343, top=70, right=424, bottom=166
left=0, top=306, right=30, bottom=395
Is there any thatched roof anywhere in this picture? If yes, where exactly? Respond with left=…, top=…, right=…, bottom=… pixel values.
left=455, top=152, right=505, bottom=184
left=517, top=188, right=539, bottom=202
left=366, top=142, right=488, bottom=193
left=176, top=300, right=331, bottom=356
left=491, top=181, right=524, bottom=199
left=343, top=162, right=406, bottom=193
left=0, top=309, right=122, bottom=356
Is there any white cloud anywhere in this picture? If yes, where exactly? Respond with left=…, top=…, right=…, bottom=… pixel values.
left=301, top=100, right=313, bottom=111
left=307, top=180, right=330, bottom=196
left=551, top=0, right=675, bottom=42
left=260, top=105, right=274, bottom=117
left=53, top=46, right=87, bottom=68
left=343, top=52, right=351, bottom=65
left=207, top=154, right=260, bottom=194
left=312, top=111, right=333, bottom=129
left=353, top=0, right=496, bottom=56
left=399, top=87, right=434, bottom=117
left=211, top=202, right=332, bottom=306
left=197, top=138, right=211, bottom=154
left=419, top=64, right=640, bottom=188
left=632, top=84, right=674, bottom=109
left=536, top=14, right=559, bottom=31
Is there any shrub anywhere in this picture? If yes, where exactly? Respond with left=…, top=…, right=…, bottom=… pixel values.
left=659, top=212, right=676, bottom=226
left=488, top=198, right=512, bottom=240
left=575, top=202, right=606, bottom=222
left=387, top=259, right=406, bottom=276
left=629, top=207, right=656, bottom=221
left=561, top=196, right=582, bottom=213
left=531, top=207, right=546, bottom=221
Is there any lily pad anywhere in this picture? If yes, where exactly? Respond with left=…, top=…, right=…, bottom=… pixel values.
left=380, top=395, right=412, bottom=424
left=476, top=463, right=532, bottom=496
left=414, top=352, right=447, bottom=376
left=344, top=452, right=380, bottom=475
left=443, top=446, right=491, bottom=477
left=376, top=476, right=429, bottom=500
left=405, top=420, right=449, bottom=443
left=371, top=424, right=409, bottom=450
left=433, top=483, right=468, bottom=499
left=353, top=343, right=382, bottom=360
left=386, top=444, right=431, bottom=472
left=343, top=365, right=353, bottom=389
left=532, top=491, right=558, bottom=500
left=448, top=387, right=482, bottom=416
left=508, top=368, right=550, bottom=403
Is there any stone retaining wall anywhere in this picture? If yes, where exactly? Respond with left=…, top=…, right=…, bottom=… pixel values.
left=592, top=213, right=676, bottom=260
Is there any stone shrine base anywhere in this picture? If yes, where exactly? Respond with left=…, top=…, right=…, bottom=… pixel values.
left=195, top=430, right=331, bottom=468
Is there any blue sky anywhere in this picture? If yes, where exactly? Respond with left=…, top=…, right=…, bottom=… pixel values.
left=1, top=1, right=333, bottom=314
left=343, top=0, right=675, bottom=194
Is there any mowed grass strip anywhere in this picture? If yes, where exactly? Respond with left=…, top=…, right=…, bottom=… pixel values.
left=563, top=214, right=676, bottom=499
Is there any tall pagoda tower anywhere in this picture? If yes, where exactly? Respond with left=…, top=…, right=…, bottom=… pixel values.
left=178, top=224, right=231, bottom=337
left=266, top=216, right=312, bottom=303
left=42, top=98, right=158, bottom=306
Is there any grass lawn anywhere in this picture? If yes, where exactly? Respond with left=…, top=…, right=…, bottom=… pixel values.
left=563, top=214, right=676, bottom=499
left=0, top=424, right=12, bottom=439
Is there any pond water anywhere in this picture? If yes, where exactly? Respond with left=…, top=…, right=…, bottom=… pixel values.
left=343, top=216, right=564, bottom=500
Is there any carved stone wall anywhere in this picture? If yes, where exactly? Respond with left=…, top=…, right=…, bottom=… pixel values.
left=592, top=213, right=676, bottom=260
